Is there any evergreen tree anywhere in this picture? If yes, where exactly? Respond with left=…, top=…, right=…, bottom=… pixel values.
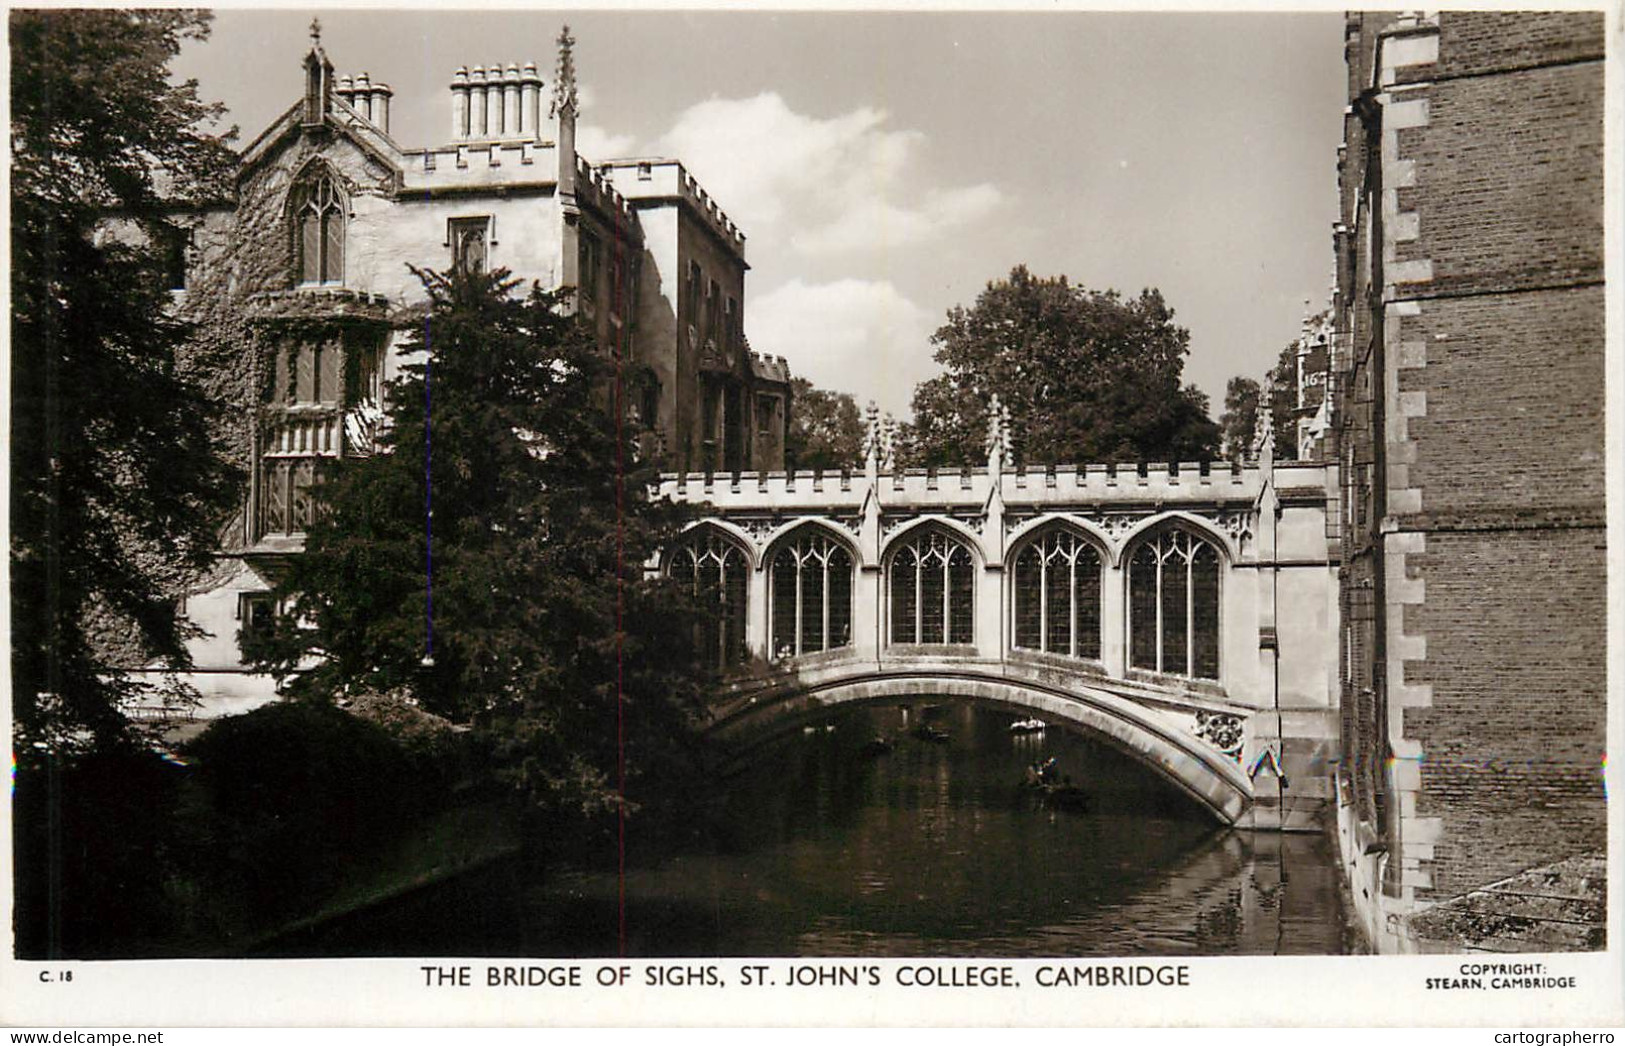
left=10, top=10, right=241, bottom=759
left=255, top=269, right=706, bottom=822
left=902, top=266, right=1220, bottom=468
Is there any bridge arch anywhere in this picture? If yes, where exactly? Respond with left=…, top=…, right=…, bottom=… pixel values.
left=708, top=669, right=1253, bottom=825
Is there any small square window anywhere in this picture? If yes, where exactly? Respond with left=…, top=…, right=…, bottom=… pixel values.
left=449, top=217, right=490, bottom=275
left=238, top=593, right=277, bottom=657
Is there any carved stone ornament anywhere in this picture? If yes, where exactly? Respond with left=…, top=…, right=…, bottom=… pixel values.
left=1193, top=710, right=1244, bottom=763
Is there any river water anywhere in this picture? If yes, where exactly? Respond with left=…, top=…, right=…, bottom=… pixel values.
left=288, top=700, right=1350, bottom=957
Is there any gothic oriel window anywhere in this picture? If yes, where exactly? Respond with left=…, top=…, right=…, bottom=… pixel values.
left=769, top=528, right=853, bottom=659
left=258, top=457, right=325, bottom=537
left=292, top=173, right=345, bottom=285
left=1012, top=528, right=1102, bottom=660
left=1128, top=526, right=1221, bottom=680
left=668, top=527, right=749, bottom=670
left=889, top=528, right=975, bottom=646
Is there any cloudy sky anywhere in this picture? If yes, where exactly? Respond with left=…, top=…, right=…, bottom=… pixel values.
left=174, top=9, right=1346, bottom=418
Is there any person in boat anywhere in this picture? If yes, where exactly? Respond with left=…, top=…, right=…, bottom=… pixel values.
left=1023, top=763, right=1042, bottom=787
left=1039, top=756, right=1060, bottom=785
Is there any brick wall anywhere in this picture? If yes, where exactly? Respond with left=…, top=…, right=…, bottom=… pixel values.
left=1392, top=62, right=1604, bottom=297
left=1396, top=287, right=1605, bottom=519
left=1424, top=12, right=1604, bottom=81
left=1402, top=527, right=1608, bottom=899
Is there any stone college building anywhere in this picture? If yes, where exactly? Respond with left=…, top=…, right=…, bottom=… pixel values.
left=157, top=25, right=792, bottom=713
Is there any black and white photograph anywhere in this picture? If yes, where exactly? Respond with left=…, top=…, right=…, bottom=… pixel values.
left=5, top=3, right=1621, bottom=1029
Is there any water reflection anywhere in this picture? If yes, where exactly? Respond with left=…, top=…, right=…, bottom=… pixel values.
left=276, top=700, right=1348, bottom=957
left=531, top=701, right=1347, bottom=957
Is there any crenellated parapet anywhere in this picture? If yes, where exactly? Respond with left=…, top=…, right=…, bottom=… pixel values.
left=599, top=159, right=748, bottom=261
left=665, top=459, right=1262, bottom=514
left=572, top=155, right=639, bottom=232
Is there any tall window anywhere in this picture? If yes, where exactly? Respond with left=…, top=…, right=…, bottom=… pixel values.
left=668, top=528, right=748, bottom=669
left=293, top=174, right=345, bottom=285
left=1012, top=528, right=1102, bottom=660
left=578, top=231, right=600, bottom=314
left=1128, top=527, right=1221, bottom=680
left=770, top=529, right=853, bottom=659
left=889, top=528, right=974, bottom=646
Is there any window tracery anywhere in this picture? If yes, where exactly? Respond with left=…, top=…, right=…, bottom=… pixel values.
left=769, top=529, right=853, bottom=659
left=1012, top=528, right=1102, bottom=660
left=668, top=528, right=749, bottom=669
left=293, top=173, right=345, bottom=285
left=1128, top=527, right=1221, bottom=680
left=888, top=528, right=974, bottom=646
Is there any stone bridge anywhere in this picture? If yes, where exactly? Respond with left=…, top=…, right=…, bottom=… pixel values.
left=659, top=410, right=1340, bottom=830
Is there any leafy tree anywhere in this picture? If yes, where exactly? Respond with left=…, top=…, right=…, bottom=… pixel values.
left=1221, top=340, right=1304, bottom=463
left=785, top=377, right=865, bottom=471
left=10, top=10, right=240, bottom=759
left=902, top=266, right=1220, bottom=468
left=1219, top=376, right=1261, bottom=463
left=1266, top=342, right=1302, bottom=461
left=254, top=269, right=708, bottom=824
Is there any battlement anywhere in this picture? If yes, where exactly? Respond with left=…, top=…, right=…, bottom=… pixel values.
left=749, top=351, right=791, bottom=384
left=661, top=459, right=1282, bottom=513
left=398, top=139, right=558, bottom=191
left=599, top=159, right=748, bottom=260
left=575, top=156, right=638, bottom=229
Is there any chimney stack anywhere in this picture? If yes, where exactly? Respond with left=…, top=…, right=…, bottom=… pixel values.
left=352, top=71, right=372, bottom=121
left=521, top=61, right=542, bottom=140
left=450, top=66, right=470, bottom=139
left=485, top=60, right=503, bottom=139
left=336, top=72, right=393, bottom=134
left=371, top=81, right=392, bottom=133
left=448, top=59, right=544, bottom=141
left=502, top=63, right=521, bottom=136
left=469, top=65, right=488, bottom=137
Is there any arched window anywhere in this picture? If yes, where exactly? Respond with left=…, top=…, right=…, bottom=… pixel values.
left=889, top=528, right=974, bottom=646
left=293, top=173, right=345, bottom=285
left=1128, top=526, right=1221, bottom=680
left=668, top=528, right=748, bottom=670
left=769, top=529, right=853, bottom=659
left=1012, top=528, right=1102, bottom=660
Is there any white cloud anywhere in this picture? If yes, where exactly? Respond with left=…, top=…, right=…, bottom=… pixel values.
left=652, top=92, right=1003, bottom=259
left=576, top=122, right=636, bottom=160
left=572, top=83, right=637, bottom=159
left=749, top=278, right=939, bottom=418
